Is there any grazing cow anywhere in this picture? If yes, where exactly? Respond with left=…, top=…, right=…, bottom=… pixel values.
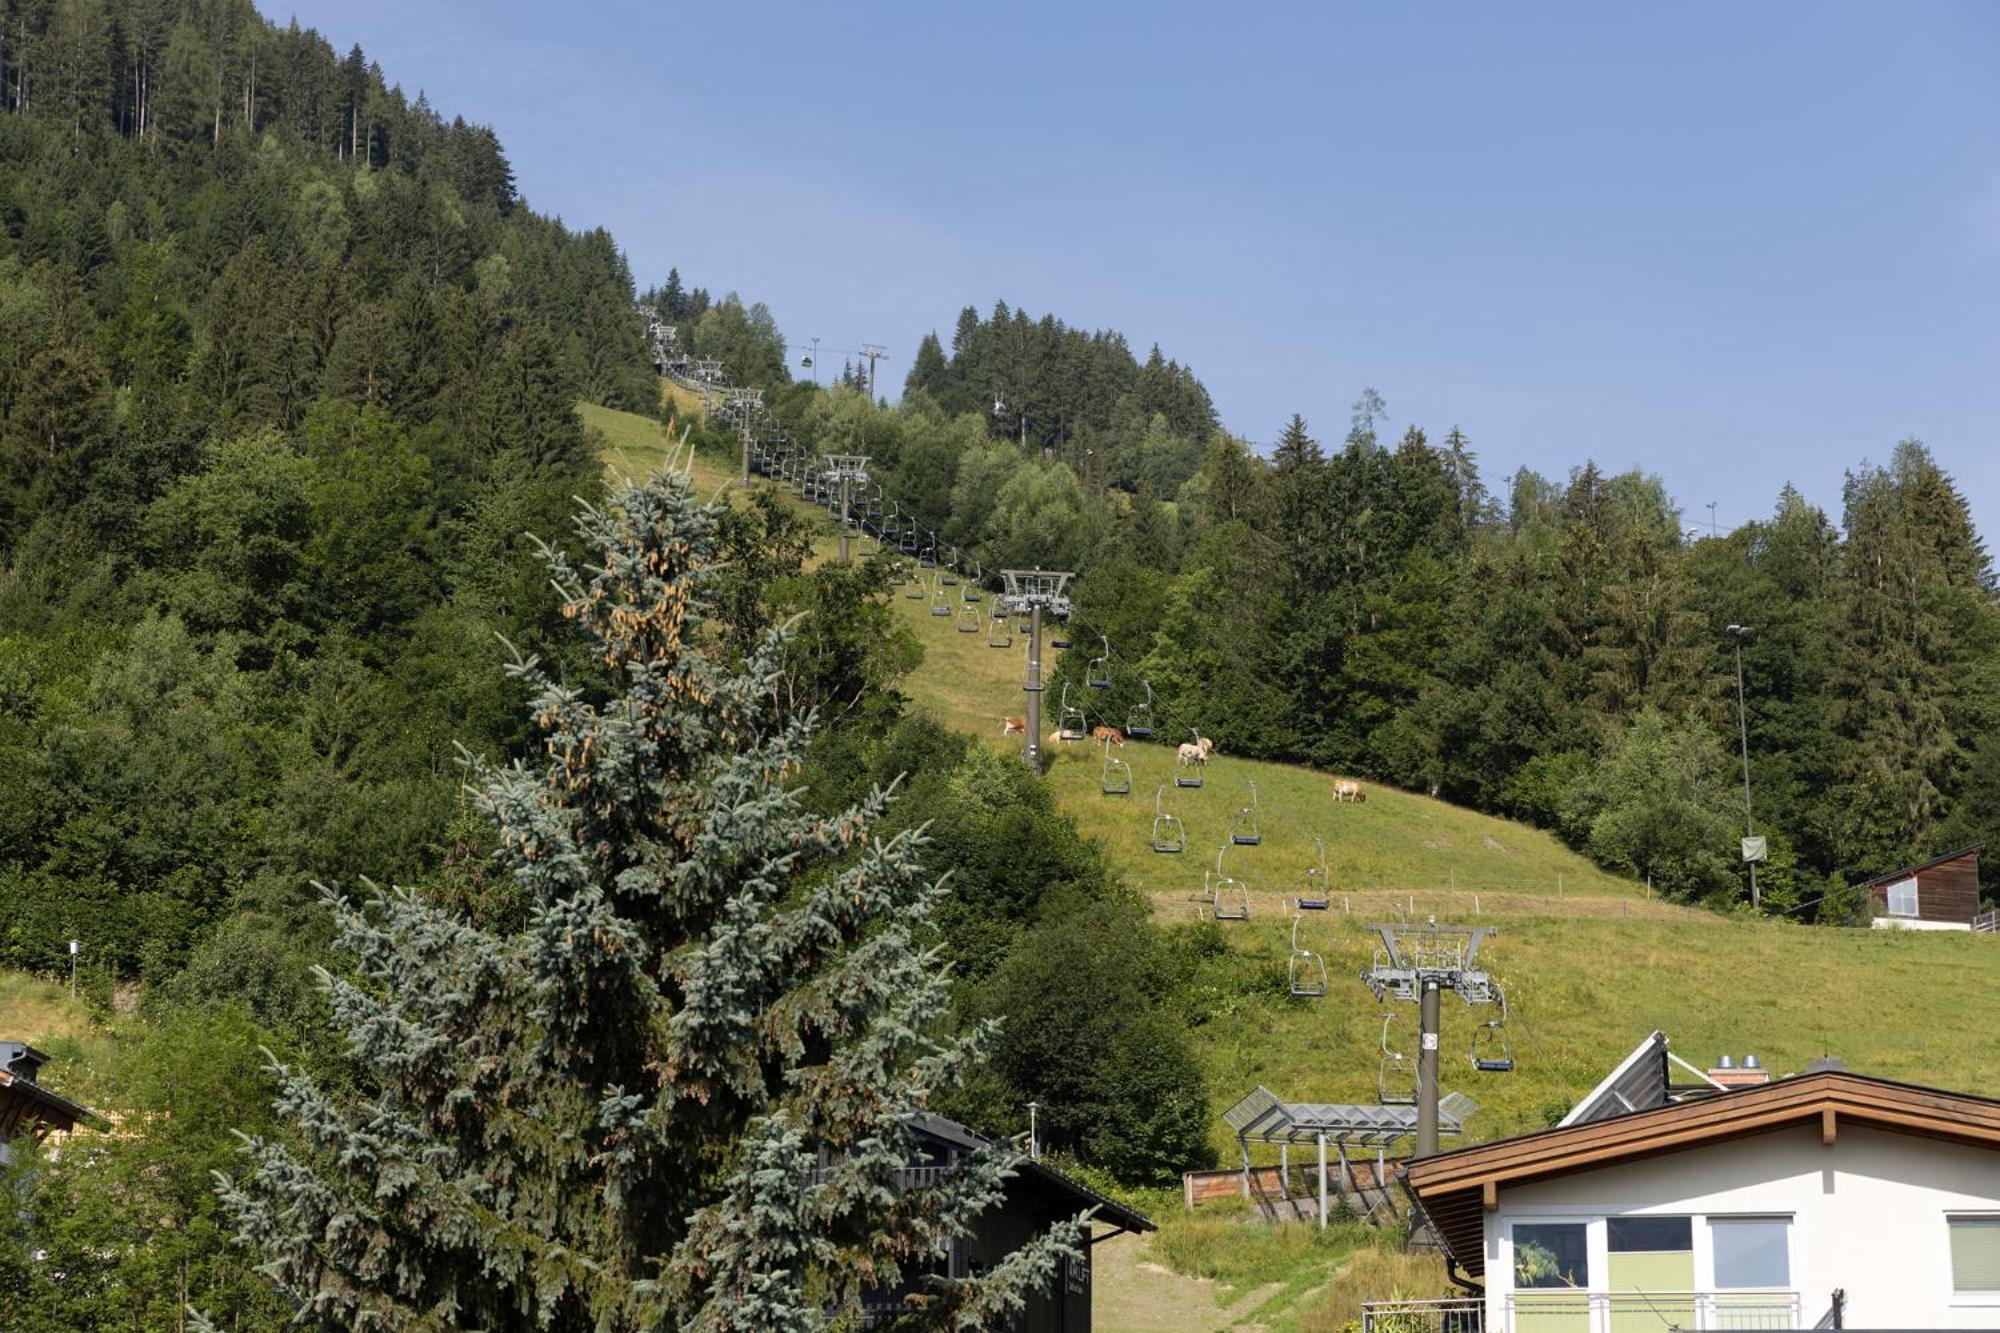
left=1176, top=736, right=1215, bottom=768
left=1001, top=716, right=1027, bottom=735
left=1332, top=779, right=1367, bottom=804
left=1092, top=726, right=1126, bottom=747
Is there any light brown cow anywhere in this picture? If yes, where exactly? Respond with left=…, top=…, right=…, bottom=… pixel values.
left=1092, top=726, right=1126, bottom=747
left=1332, top=779, right=1367, bottom=804
left=1001, top=716, right=1027, bottom=735
left=1176, top=736, right=1215, bottom=768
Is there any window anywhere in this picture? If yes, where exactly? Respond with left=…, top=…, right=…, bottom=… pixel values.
left=1951, top=1217, right=2000, bottom=1292
left=1609, top=1216, right=1692, bottom=1251
left=1712, top=1217, right=1791, bottom=1288
left=1609, top=1216, right=1694, bottom=1304
left=1886, top=876, right=1919, bottom=917
left=1514, top=1222, right=1589, bottom=1288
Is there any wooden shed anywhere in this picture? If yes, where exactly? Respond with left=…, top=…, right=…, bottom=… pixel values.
left=1856, top=842, right=1982, bottom=930
left=0, top=1041, right=97, bottom=1160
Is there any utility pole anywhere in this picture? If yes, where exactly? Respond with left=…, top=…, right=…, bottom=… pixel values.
left=68, top=939, right=79, bottom=1002
left=823, top=454, right=869, bottom=564
left=1361, top=919, right=1503, bottom=1159
left=1001, top=570, right=1073, bottom=768
left=1707, top=500, right=1719, bottom=537
left=805, top=336, right=821, bottom=385
left=860, top=344, right=888, bottom=400
left=1728, top=623, right=1760, bottom=910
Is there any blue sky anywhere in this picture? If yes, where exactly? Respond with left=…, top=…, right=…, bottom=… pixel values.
left=280, top=1, right=2000, bottom=536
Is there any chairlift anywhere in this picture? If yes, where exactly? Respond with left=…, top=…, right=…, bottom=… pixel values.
left=1126, top=680, right=1156, bottom=739
left=962, top=562, right=984, bottom=604
left=1472, top=991, right=1515, bottom=1074
left=902, top=564, right=926, bottom=600
left=1057, top=685, right=1088, bottom=742
left=920, top=541, right=938, bottom=570
left=1296, top=837, right=1330, bottom=910
left=1379, top=1014, right=1416, bottom=1105
left=1206, top=845, right=1250, bottom=921
left=1087, top=635, right=1112, bottom=688
left=1100, top=736, right=1132, bottom=796
left=1287, top=913, right=1327, bottom=998
left=986, top=612, right=1013, bottom=650
left=1051, top=622, right=1073, bottom=650
left=1151, top=784, right=1185, bottom=853
left=1230, top=780, right=1262, bottom=846
left=929, top=572, right=951, bottom=617
left=956, top=604, right=980, bottom=634
left=1176, top=728, right=1206, bottom=789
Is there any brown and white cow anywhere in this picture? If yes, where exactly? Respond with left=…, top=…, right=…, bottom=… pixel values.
left=1092, top=726, right=1125, bottom=747
left=1001, top=716, right=1027, bottom=735
left=1332, top=779, right=1367, bottom=804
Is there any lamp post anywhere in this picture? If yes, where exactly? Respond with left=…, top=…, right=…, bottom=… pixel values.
left=1727, top=623, right=1759, bottom=910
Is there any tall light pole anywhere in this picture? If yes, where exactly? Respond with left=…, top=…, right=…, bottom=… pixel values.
left=1727, top=623, right=1759, bottom=910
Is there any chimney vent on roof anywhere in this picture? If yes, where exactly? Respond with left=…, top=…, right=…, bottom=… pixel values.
left=1708, top=1052, right=1772, bottom=1089
left=1744, top=1054, right=1761, bottom=1070
left=1717, top=1054, right=1735, bottom=1069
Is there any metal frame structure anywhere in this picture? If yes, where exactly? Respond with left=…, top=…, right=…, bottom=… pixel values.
left=956, top=603, right=981, bottom=634
left=1057, top=684, right=1088, bottom=742
left=1221, top=1085, right=1475, bottom=1230
left=1231, top=780, right=1262, bottom=846
left=999, top=570, right=1074, bottom=767
left=928, top=569, right=951, bottom=617
left=1127, top=680, right=1156, bottom=739
left=1203, top=844, right=1250, bottom=921
left=1287, top=913, right=1327, bottom=998
left=1297, top=836, right=1330, bottom=910
left=1086, top=635, right=1112, bottom=688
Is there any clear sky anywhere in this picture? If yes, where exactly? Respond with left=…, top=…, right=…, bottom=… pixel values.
left=278, top=1, right=2000, bottom=536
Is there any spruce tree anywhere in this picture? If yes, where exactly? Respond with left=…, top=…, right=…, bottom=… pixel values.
left=207, top=471, right=1081, bottom=1330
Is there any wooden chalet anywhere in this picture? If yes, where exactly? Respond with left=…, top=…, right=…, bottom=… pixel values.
left=1391, top=1066, right=2000, bottom=1330
left=1854, top=841, right=1983, bottom=931
left=0, top=1040, right=97, bottom=1158
left=864, top=1113, right=1154, bottom=1331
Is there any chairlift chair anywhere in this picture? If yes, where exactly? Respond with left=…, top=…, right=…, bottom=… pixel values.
left=1230, top=780, right=1262, bottom=846
left=920, top=542, right=938, bottom=570
left=1087, top=635, right=1112, bottom=688
left=1126, top=680, right=1156, bottom=739
left=1287, top=913, right=1327, bottom=998
left=940, top=548, right=959, bottom=587
left=1207, top=845, right=1250, bottom=921
left=1151, top=784, right=1185, bottom=853
left=1296, top=837, right=1331, bottom=910
left=956, top=604, right=981, bottom=634
left=1472, top=991, right=1515, bottom=1074
left=1378, top=1014, right=1416, bottom=1104
left=962, top=562, right=984, bottom=604
left=928, top=572, right=951, bottom=617
left=1100, top=736, right=1133, bottom=796
left=1057, top=685, right=1087, bottom=743
left=1051, top=622, right=1073, bottom=650
left=902, top=564, right=926, bottom=600
left=986, top=611, right=1013, bottom=650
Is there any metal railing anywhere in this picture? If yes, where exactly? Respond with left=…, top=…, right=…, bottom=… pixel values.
left=1361, top=1298, right=1484, bottom=1332
left=1504, top=1289, right=1800, bottom=1329
left=1974, top=908, right=1999, bottom=934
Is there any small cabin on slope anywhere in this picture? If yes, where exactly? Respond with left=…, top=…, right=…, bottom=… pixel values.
left=1856, top=842, right=1982, bottom=931
left=0, top=1040, right=97, bottom=1163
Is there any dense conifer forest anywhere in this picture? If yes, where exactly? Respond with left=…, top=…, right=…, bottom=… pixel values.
left=1, top=0, right=1997, bottom=1325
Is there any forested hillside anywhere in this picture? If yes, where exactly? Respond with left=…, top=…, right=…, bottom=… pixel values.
left=771, top=380, right=1998, bottom=915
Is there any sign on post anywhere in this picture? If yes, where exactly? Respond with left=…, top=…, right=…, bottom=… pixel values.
left=1741, top=836, right=1768, bottom=863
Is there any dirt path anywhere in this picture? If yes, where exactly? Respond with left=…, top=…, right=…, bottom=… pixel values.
left=1091, top=1231, right=1281, bottom=1333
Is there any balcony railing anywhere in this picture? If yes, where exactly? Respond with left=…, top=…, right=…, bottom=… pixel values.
left=1360, top=1297, right=1484, bottom=1333
left=1505, top=1290, right=1800, bottom=1330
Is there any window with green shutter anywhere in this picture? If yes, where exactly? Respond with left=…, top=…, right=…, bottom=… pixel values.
left=1950, top=1217, right=2000, bottom=1292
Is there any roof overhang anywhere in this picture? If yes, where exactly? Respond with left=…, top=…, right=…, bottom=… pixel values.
left=1403, top=1069, right=2000, bottom=1280
left=0, top=1069, right=98, bottom=1137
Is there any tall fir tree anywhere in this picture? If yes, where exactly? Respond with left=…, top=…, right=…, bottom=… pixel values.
left=207, top=471, right=1080, bottom=1331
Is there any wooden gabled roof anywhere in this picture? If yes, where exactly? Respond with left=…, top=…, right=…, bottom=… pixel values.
left=1854, top=841, right=1983, bottom=890
left=1402, top=1069, right=2000, bottom=1280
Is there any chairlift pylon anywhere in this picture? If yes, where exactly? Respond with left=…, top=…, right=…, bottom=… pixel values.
left=1379, top=1014, right=1416, bottom=1105
left=1057, top=685, right=1087, bottom=742
left=1087, top=635, right=1112, bottom=688
left=1151, top=783, right=1185, bottom=853
left=1126, top=680, right=1156, bottom=739
left=1472, top=990, right=1515, bottom=1074
left=1296, top=836, right=1330, bottom=910
left=1230, top=780, right=1261, bottom=846
left=1287, top=912, right=1327, bottom=998
left=1100, top=736, right=1132, bottom=796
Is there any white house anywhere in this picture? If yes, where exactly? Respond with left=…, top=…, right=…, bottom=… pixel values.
left=1399, top=1063, right=2000, bottom=1330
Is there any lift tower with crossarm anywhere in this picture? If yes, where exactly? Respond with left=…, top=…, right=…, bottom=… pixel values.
left=1361, top=919, right=1506, bottom=1158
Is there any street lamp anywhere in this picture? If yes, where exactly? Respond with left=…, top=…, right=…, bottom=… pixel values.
left=1726, top=624, right=1760, bottom=910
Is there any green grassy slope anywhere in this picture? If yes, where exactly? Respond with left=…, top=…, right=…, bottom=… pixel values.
left=588, top=397, right=2000, bottom=1160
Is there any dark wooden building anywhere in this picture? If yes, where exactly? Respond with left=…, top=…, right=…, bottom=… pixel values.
left=0, top=1041, right=96, bottom=1161
left=864, top=1113, right=1154, bottom=1331
left=1856, top=842, right=1982, bottom=930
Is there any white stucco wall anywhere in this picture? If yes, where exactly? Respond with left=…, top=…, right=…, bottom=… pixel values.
left=1483, top=1124, right=2000, bottom=1329
left=1870, top=915, right=1971, bottom=931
